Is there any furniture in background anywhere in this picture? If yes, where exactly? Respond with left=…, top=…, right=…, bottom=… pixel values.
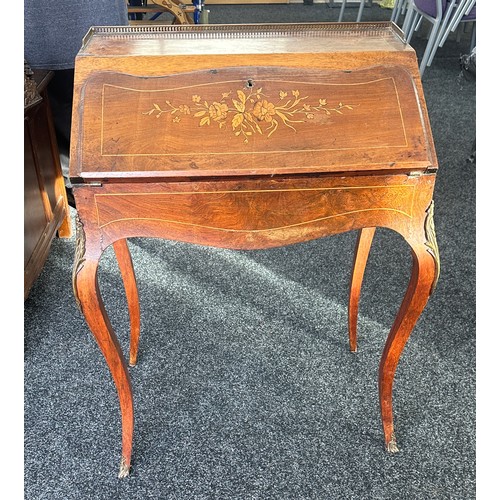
left=390, top=0, right=410, bottom=24
left=403, top=0, right=476, bottom=75
left=70, top=22, right=440, bottom=477
left=429, top=0, right=475, bottom=65
left=328, top=0, right=373, bottom=22
left=24, top=63, right=72, bottom=300
left=127, top=0, right=198, bottom=25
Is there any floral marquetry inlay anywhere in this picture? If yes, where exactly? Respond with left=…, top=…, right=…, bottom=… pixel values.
left=143, top=86, right=357, bottom=143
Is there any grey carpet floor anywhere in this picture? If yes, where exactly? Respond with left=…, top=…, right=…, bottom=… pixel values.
left=24, top=4, right=476, bottom=499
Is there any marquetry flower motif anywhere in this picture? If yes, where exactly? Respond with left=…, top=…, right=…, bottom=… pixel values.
left=253, top=100, right=276, bottom=122
left=208, top=102, right=229, bottom=121
left=143, top=86, right=356, bottom=144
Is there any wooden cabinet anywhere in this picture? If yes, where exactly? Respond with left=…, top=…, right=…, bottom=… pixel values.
left=24, top=67, right=72, bottom=299
left=70, top=22, right=439, bottom=477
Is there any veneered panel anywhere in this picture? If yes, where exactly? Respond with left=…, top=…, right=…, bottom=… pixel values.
left=76, top=65, right=432, bottom=179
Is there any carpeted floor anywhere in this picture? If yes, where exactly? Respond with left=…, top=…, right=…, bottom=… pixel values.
left=24, top=3, right=476, bottom=499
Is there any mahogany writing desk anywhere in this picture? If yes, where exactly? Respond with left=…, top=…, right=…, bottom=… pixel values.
left=70, top=22, right=440, bottom=477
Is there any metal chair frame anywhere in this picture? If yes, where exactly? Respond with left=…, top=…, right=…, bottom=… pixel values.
left=402, top=0, right=476, bottom=76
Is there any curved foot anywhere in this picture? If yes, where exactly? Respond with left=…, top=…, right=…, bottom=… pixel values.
left=113, top=239, right=141, bottom=367
left=118, top=455, right=131, bottom=478
left=348, top=227, right=376, bottom=353
left=386, top=432, right=399, bottom=453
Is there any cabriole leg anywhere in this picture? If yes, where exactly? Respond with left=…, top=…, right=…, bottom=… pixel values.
left=113, top=239, right=141, bottom=367
left=73, top=220, right=134, bottom=478
left=379, top=237, right=438, bottom=452
left=348, top=227, right=376, bottom=353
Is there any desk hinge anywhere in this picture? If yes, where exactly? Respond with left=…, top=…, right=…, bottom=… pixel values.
left=87, top=182, right=103, bottom=187
left=407, top=171, right=423, bottom=178
left=408, top=167, right=438, bottom=177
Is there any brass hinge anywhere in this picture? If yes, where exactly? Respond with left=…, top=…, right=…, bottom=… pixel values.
left=407, top=171, right=423, bottom=178
left=407, top=167, right=438, bottom=178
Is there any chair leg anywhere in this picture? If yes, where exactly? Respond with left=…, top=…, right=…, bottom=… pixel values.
left=356, top=0, right=366, bottom=22
left=391, top=0, right=408, bottom=24
left=419, top=20, right=441, bottom=76
left=426, top=4, right=457, bottom=69
left=390, top=0, right=400, bottom=23
left=404, top=9, right=420, bottom=44
left=338, top=0, right=347, bottom=22
left=401, top=3, right=414, bottom=36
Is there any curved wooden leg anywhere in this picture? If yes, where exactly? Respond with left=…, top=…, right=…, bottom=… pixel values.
left=379, top=242, right=437, bottom=452
left=73, top=225, right=134, bottom=477
left=113, top=239, right=141, bottom=367
left=348, top=227, right=376, bottom=352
